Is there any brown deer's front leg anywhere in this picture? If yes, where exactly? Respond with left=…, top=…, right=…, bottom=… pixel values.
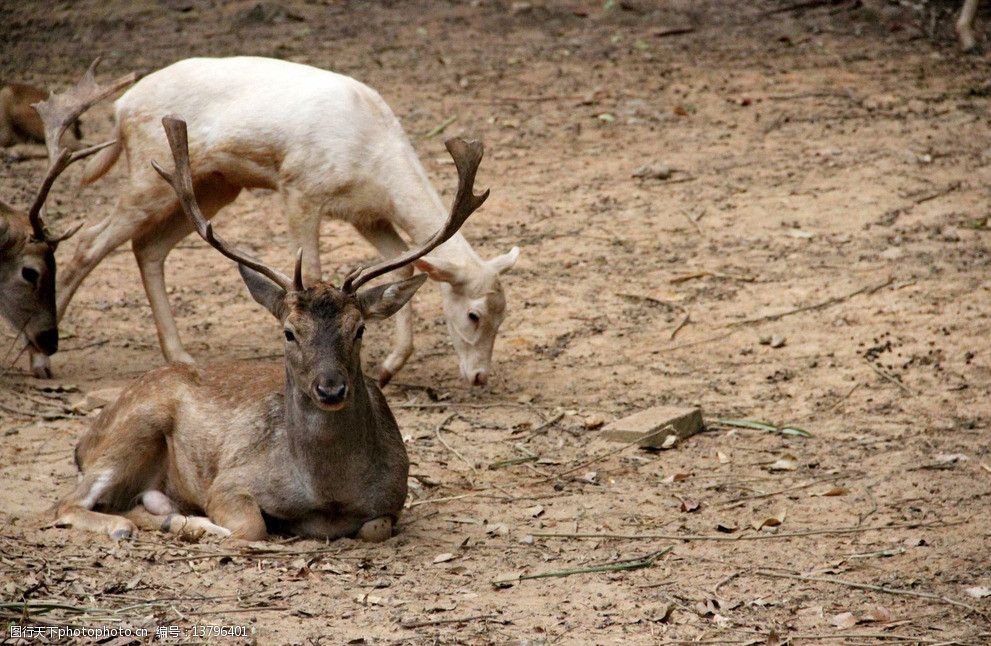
left=205, top=489, right=267, bottom=541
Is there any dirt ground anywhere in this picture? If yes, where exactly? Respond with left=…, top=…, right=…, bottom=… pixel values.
left=1, top=0, right=990, bottom=643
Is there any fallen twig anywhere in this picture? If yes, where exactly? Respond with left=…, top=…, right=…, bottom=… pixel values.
left=867, top=361, right=915, bottom=396
left=401, top=613, right=499, bottom=629
left=530, top=518, right=963, bottom=542
left=724, top=276, right=893, bottom=328
left=669, top=310, right=692, bottom=340
left=669, top=271, right=755, bottom=284
left=421, top=114, right=457, bottom=139
left=435, top=413, right=477, bottom=477
left=752, top=570, right=988, bottom=619
left=492, top=547, right=672, bottom=586
left=536, top=426, right=672, bottom=483
left=522, top=411, right=565, bottom=441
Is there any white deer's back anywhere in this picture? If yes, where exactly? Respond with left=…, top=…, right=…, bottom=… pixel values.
left=117, top=57, right=414, bottom=198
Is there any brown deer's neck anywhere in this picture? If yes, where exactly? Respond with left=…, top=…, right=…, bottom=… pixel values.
left=282, top=366, right=375, bottom=465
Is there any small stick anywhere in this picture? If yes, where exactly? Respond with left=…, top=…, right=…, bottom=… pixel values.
left=536, top=426, right=672, bottom=483
left=421, top=115, right=457, bottom=139
left=653, top=27, right=695, bottom=38
left=409, top=491, right=482, bottom=508
left=401, top=613, right=499, bottom=629
left=530, top=518, right=964, bottom=542
left=435, top=413, right=477, bottom=476
left=718, top=473, right=850, bottom=507
left=867, top=361, right=915, bottom=396
left=752, top=570, right=987, bottom=618
left=669, top=310, right=692, bottom=340
left=492, top=547, right=672, bottom=586
left=824, top=382, right=860, bottom=412
left=463, top=94, right=585, bottom=104
left=522, top=411, right=564, bottom=441
left=724, top=276, right=893, bottom=328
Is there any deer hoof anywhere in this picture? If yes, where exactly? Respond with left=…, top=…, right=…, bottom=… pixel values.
left=30, top=354, right=52, bottom=379
left=108, top=519, right=137, bottom=541
left=357, top=517, right=393, bottom=542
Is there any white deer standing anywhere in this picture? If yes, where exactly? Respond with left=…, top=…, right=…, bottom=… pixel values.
left=45, top=56, right=520, bottom=385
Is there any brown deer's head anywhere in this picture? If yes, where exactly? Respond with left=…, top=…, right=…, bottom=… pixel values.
left=154, top=116, right=488, bottom=408
left=0, top=203, right=59, bottom=355
left=0, top=60, right=134, bottom=359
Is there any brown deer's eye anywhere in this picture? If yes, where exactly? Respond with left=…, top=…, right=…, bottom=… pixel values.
left=21, top=267, right=40, bottom=285
left=284, top=329, right=296, bottom=342
left=355, top=324, right=365, bottom=340
left=467, top=311, right=480, bottom=324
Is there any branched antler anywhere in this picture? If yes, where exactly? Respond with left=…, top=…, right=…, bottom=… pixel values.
left=152, top=116, right=300, bottom=292
left=341, top=137, right=489, bottom=293
left=27, top=58, right=136, bottom=244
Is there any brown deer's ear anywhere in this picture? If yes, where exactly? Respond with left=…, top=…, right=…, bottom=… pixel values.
left=238, top=265, right=287, bottom=319
left=357, top=273, right=428, bottom=321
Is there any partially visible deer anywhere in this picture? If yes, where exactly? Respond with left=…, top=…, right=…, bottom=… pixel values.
left=1, top=61, right=134, bottom=375
left=52, top=116, right=488, bottom=542
left=957, top=0, right=981, bottom=51
left=44, top=56, right=519, bottom=386
left=1, top=81, right=84, bottom=148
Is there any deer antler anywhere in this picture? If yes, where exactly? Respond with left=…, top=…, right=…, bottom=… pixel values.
left=27, top=58, right=137, bottom=243
left=342, top=137, right=489, bottom=293
left=152, top=116, right=298, bottom=292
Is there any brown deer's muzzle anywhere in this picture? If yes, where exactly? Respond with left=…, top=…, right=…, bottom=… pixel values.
left=32, top=327, right=59, bottom=355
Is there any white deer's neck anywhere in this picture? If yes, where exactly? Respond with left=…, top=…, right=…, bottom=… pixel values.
left=385, top=150, right=486, bottom=270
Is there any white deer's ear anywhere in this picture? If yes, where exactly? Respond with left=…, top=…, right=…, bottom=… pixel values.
left=358, top=273, right=428, bottom=321
left=414, top=257, right=465, bottom=285
left=238, top=265, right=287, bottom=319
left=489, top=246, right=520, bottom=275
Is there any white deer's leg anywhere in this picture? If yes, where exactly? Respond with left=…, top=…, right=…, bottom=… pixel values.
left=957, top=0, right=980, bottom=52
left=132, top=177, right=240, bottom=365
left=33, top=212, right=142, bottom=378
left=133, top=212, right=196, bottom=365
left=354, top=220, right=414, bottom=384
left=284, top=189, right=322, bottom=286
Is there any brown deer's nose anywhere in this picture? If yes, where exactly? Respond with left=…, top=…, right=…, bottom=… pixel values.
left=314, top=380, right=348, bottom=406
left=34, top=328, right=59, bottom=355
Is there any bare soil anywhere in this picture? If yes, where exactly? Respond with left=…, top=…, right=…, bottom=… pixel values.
left=1, top=1, right=990, bottom=644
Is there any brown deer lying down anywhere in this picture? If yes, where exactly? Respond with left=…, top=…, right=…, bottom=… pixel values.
left=1, top=81, right=84, bottom=148
left=1, top=62, right=133, bottom=369
left=52, top=116, right=488, bottom=542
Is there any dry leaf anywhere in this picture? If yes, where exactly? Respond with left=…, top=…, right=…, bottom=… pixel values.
left=934, top=453, right=969, bottom=464
left=663, top=472, right=692, bottom=483
left=432, top=553, right=455, bottom=564
left=811, top=486, right=849, bottom=497
left=965, top=586, right=991, bottom=598
left=717, top=451, right=731, bottom=464
left=526, top=504, right=545, bottom=518
left=830, top=611, right=857, bottom=629
left=768, top=453, right=799, bottom=471
left=486, top=523, right=509, bottom=536
left=753, top=510, right=786, bottom=530
left=867, top=605, right=893, bottom=623
left=680, top=499, right=701, bottom=513
left=716, top=521, right=739, bottom=534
